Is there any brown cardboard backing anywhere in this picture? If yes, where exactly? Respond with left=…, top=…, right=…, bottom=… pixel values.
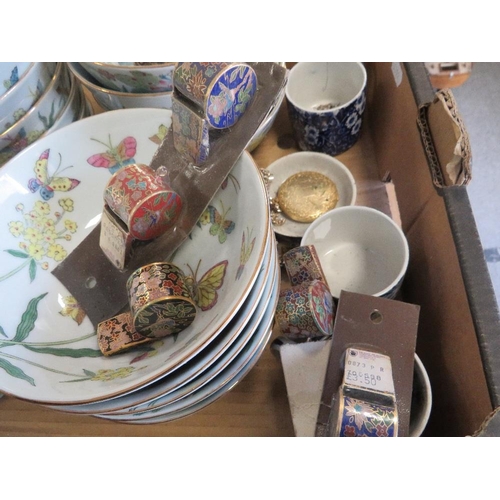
left=315, top=291, right=420, bottom=437
left=417, top=90, right=472, bottom=187
left=365, top=63, right=493, bottom=436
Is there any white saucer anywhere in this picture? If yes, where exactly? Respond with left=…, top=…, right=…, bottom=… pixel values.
left=266, top=151, right=357, bottom=238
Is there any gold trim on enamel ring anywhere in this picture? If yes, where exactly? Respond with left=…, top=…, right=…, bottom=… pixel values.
left=126, top=262, right=197, bottom=339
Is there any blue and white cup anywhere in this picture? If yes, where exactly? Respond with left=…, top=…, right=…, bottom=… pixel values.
left=286, top=62, right=367, bottom=156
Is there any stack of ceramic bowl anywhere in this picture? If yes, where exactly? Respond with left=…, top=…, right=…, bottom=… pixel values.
left=0, top=62, right=90, bottom=168
left=0, top=108, right=279, bottom=424
left=247, top=63, right=287, bottom=152
left=67, top=62, right=175, bottom=112
left=68, top=62, right=286, bottom=152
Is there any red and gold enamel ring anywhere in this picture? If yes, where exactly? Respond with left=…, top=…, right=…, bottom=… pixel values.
left=104, top=163, right=182, bottom=241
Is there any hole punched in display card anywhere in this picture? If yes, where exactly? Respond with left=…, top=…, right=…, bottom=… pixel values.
left=315, top=291, right=420, bottom=437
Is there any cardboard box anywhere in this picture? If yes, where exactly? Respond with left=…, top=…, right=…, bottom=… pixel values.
left=1, top=62, right=497, bottom=437
left=261, top=62, right=498, bottom=437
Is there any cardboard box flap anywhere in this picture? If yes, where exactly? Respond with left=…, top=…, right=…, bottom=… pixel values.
left=417, top=89, right=472, bottom=188
left=472, top=406, right=500, bottom=437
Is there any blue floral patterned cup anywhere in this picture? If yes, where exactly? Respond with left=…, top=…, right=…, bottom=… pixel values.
left=286, top=62, right=367, bottom=156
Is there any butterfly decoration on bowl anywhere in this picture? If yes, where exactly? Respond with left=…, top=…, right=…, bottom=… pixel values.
left=199, top=201, right=235, bottom=244
left=236, top=227, right=256, bottom=280
left=149, top=124, right=168, bottom=145
left=27, top=149, right=80, bottom=201
left=3, top=66, right=19, bottom=91
left=59, top=295, right=86, bottom=326
left=185, top=259, right=228, bottom=311
left=87, top=135, right=137, bottom=174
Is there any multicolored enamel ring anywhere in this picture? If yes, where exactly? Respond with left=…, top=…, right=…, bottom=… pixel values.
left=335, top=394, right=399, bottom=437
left=275, top=280, right=334, bottom=342
left=104, top=163, right=182, bottom=241
left=126, top=262, right=197, bottom=339
left=173, top=62, right=258, bottom=129
left=282, top=245, right=328, bottom=287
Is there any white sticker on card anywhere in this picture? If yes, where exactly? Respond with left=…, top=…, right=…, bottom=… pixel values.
left=343, top=348, right=395, bottom=395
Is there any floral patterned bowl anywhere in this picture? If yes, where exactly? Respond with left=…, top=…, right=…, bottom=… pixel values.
left=0, top=63, right=72, bottom=164
left=79, top=62, right=175, bottom=94
left=246, top=80, right=286, bottom=152
left=0, top=62, right=31, bottom=98
left=0, top=108, right=269, bottom=405
left=68, top=62, right=172, bottom=112
left=0, top=62, right=57, bottom=134
left=43, top=74, right=86, bottom=137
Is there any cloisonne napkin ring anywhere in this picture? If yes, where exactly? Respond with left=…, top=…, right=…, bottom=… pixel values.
left=173, top=62, right=257, bottom=130
left=99, top=163, right=183, bottom=270
left=275, top=280, right=334, bottom=342
left=282, top=244, right=328, bottom=287
left=332, top=348, right=398, bottom=437
left=171, top=62, right=258, bottom=165
left=97, top=261, right=197, bottom=356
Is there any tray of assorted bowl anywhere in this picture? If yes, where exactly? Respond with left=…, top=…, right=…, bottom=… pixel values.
left=0, top=62, right=91, bottom=168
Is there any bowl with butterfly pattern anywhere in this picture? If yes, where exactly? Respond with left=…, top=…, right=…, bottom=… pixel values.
left=79, top=62, right=176, bottom=94
left=0, top=107, right=270, bottom=405
left=42, top=75, right=87, bottom=137
left=0, top=63, right=72, bottom=164
left=68, top=62, right=173, bottom=111
left=0, top=62, right=58, bottom=135
left=0, top=62, right=31, bottom=98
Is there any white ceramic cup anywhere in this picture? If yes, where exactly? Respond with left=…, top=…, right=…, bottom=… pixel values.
left=286, top=62, right=367, bottom=156
left=409, top=354, right=432, bottom=437
left=300, top=206, right=409, bottom=299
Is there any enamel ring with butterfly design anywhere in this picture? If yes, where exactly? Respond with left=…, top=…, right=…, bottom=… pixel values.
left=99, top=163, right=183, bottom=270
left=97, top=261, right=197, bottom=355
left=173, top=63, right=258, bottom=130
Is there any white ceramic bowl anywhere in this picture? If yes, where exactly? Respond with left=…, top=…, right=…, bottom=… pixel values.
left=0, top=63, right=71, bottom=162
left=247, top=82, right=286, bottom=152
left=45, top=234, right=276, bottom=415
left=0, top=62, right=57, bottom=134
left=68, top=62, right=172, bottom=111
left=0, top=62, right=31, bottom=98
left=410, top=354, right=432, bottom=437
left=301, top=206, right=409, bottom=299
left=0, top=108, right=270, bottom=405
left=43, top=74, right=83, bottom=136
left=266, top=151, right=357, bottom=238
left=247, top=64, right=287, bottom=152
left=80, top=62, right=175, bottom=93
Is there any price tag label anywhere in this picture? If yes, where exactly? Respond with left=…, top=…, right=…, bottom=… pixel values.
left=342, top=348, right=395, bottom=395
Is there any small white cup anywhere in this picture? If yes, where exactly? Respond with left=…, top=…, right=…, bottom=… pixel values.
left=301, top=206, right=409, bottom=299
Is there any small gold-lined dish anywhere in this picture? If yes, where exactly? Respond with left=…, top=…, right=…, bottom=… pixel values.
left=277, top=171, right=339, bottom=223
